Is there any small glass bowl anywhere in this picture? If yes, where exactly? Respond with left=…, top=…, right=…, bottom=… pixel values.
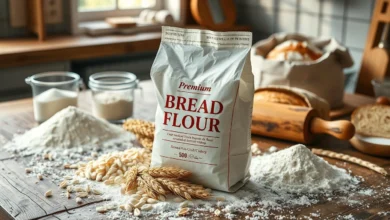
left=89, top=71, right=139, bottom=123
left=372, top=78, right=390, bottom=98
left=25, top=72, right=81, bottom=123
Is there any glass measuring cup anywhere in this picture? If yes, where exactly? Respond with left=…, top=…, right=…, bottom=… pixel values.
left=25, top=72, right=81, bottom=123
left=88, top=71, right=140, bottom=123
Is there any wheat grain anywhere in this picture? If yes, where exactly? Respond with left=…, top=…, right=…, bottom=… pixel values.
left=125, top=204, right=133, bottom=212
left=74, top=187, right=85, bottom=192
left=177, top=208, right=190, bottom=216
left=147, top=167, right=191, bottom=178
left=312, top=148, right=388, bottom=176
left=141, top=204, right=153, bottom=211
left=147, top=198, right=158, bottom=204
left=92, top=189, right=102, bottom=195
left=76, top=192, right=88, bottom=198
left=180, top=201, right=189, bottom=208
left=25, top=168, right=32, bottom=173
left=76, top=197, right=83, bottom=204
left=59, top=180, right=68, bottom=189
left=45, top=190, right=52, bottom=197
left=96, top=206, right=106, bottom=213
left=37, top=174, right=43, bottom=180
left=134, top=208, right=141, bottom=217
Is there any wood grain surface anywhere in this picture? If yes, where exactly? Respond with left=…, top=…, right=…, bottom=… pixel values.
left=0, top=81, right=389, bottom=220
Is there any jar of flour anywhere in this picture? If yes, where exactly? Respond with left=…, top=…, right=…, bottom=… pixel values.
left=89, top=72, right=139, bottom=123
left=25, top=72, right=81, bottom=123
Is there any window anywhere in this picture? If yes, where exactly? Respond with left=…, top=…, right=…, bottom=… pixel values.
left=77, top=0, right=163, bottom=22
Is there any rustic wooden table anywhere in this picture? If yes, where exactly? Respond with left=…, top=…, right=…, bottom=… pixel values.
left=0, top=81, right=389, bottom=220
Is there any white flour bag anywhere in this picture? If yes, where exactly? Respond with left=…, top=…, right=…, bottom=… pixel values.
left=150, top=26, right=253, bottom=192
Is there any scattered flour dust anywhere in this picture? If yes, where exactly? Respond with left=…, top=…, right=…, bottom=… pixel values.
left=6, top=106, right=133, bottom=154
left=84, top=145, right=364, bottom=219
left=6, top=118, right=378, bottom=220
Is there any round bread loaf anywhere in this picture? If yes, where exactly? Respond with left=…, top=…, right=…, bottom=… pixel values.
left=351, top=104, right=390, bottom=139
left=266, top=40, right=323, bottom=62
left=254, top=89, right=308, bottom=107
left=254, top=86, right=330, bottom=119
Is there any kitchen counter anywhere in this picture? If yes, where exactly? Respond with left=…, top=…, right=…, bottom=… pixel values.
left=0, top=81, right=389, bottom=219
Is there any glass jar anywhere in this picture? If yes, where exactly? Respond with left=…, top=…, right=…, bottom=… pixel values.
left=89, top=71, right=139, bottom=123
left=25, top=72, right=81, bottom=123
left=372, top=77, right=390, bottom=97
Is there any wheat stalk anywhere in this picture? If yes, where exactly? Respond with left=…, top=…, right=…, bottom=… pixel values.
left=312, top=148, right=388, bottom=176
left=156, top=178, right=210, bottom=200
left=123, top=119, right=155, bottom=139
left=148, top=167, right=191, bottom=178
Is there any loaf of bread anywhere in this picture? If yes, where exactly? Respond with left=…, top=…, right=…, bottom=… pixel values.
left=254, top=86, right=330, bottom=119
left=266, top=40, right=323, bottom=62
left=351, top=105, right=390, bottom=138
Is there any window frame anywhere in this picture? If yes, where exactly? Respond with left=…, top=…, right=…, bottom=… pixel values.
left=77, top=0, right=164, bottom=22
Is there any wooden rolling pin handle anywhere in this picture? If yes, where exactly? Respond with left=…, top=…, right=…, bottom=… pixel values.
left=310, top=118, right=355, bottom=140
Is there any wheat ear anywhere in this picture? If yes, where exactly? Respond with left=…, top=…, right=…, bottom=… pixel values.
left=147, top=167, right=191, bottom=179
left=312, top=148, right=388, bottom=176
left=137, top=176, right=158, bottom=199
left=136, top=134, right=154, bottom=150
left=140, top=173, right=167, bottom=195
left=123, top=119, right=155, bottom=139
left=157, top=178, right=210, bottom=200
left=124, top=166, right=138, bottom=192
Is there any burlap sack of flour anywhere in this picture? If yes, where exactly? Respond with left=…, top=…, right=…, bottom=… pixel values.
left=251, top=33, right=353, bottom=109
left=150, top=26, right=253, bottom=192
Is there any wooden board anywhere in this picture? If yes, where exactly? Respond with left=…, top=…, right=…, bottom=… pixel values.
left=0, top=81, right=389, bottom=219
left=105, top=17, right=137, bottom=28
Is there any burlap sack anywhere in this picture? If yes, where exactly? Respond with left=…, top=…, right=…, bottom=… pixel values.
left=251, top=33, right=353, bottom=109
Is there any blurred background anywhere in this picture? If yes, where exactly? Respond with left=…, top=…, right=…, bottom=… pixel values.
left=0, top=0, right=377, bottom=101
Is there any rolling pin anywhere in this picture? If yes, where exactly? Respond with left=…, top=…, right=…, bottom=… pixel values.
left=251, top=102, right=355, bottom=144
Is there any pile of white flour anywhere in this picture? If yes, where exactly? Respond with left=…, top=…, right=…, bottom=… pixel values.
left=249, top=144, right=360, bottom=194
left=7, top=106, right=133, bottom=153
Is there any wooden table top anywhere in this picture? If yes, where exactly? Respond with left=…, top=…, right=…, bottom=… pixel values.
left=0, top=81, right=389, bottom=220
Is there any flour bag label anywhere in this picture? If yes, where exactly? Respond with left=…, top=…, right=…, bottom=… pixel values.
left=151, top=26, right=253, bottom=192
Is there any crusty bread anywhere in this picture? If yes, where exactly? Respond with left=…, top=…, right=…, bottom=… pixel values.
left=351, top=105, right=390, bottom=139
left=254, top=89, right=308, bottom=107
left=266, top=40, right=323, bottom=61
left=254, top=86, right=330, bottom=119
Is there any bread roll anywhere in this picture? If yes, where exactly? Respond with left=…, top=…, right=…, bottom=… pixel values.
left=266, top=40, right=323, bottom=62
left=351, top=105, right=390, bottom=138
left=254, top=86, right=330, bottom=119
